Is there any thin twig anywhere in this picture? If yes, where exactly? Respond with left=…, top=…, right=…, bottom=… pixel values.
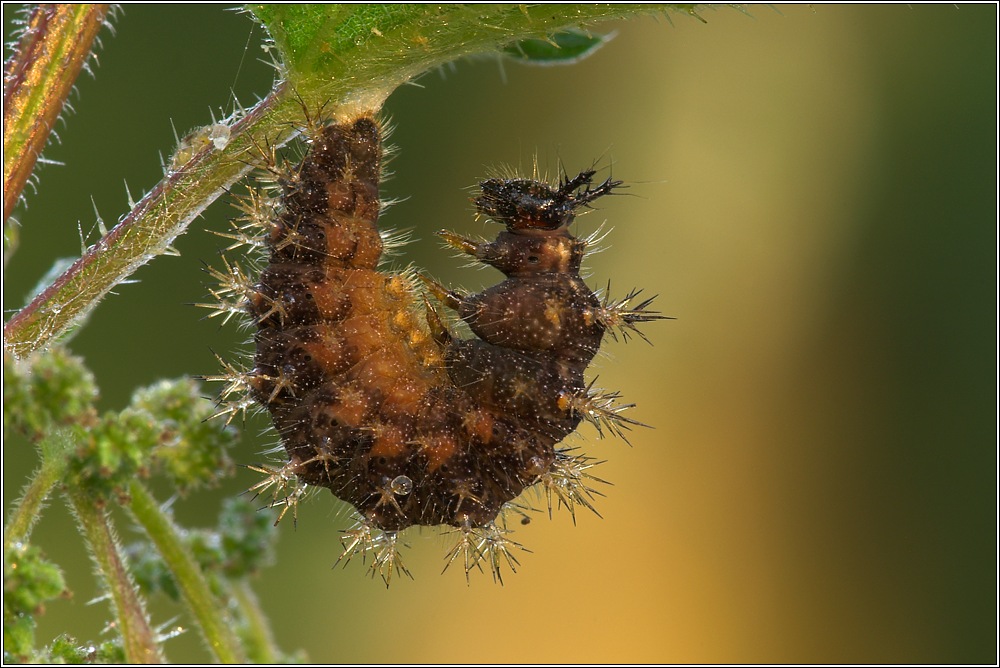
left=3, top=4, right=111, bottom=221
left=67, top=488, right=164, bottom=664
left=127, top=480, right=246, bottom=664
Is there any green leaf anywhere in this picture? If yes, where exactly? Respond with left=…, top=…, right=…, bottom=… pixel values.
left=503, top=29, right=613, bottom=66
left=248, top=4, right=674, bottom=100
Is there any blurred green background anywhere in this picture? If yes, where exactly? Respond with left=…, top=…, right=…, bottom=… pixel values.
left=4, top=4, right=996, bottom=663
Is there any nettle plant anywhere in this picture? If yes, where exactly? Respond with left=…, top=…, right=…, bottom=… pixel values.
left=3, top=5, right=707, bottom=663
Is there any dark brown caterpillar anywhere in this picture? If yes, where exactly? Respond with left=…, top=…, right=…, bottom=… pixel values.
left=207, top=114, right=664, bottom=584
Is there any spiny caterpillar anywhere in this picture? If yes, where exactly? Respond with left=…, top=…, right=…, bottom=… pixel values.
left=205, top=112, right=664, bottom=584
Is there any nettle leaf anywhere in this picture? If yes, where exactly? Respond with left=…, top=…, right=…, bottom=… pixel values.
left=247, top=4, right=675, bottom=97
left=503, top=29, right=614, bottom=66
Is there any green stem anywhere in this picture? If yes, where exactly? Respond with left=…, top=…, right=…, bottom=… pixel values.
left=3, top=84, right=295, bottom=360
left=126, top=481, right=245, bottom=664
left=3, top=4, right=111, bottom=222
left=67, top=489, right=163, bottom=664
left=232, top=579, right=280, bottom=664
left=3, top=427, right=73, bottom=550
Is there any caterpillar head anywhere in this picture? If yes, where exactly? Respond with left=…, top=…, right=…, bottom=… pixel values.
left=474, top=169, right=622, bottom=232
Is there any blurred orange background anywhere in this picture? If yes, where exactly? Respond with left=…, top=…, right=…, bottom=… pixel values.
left=4, top=5, right=995, bottom=663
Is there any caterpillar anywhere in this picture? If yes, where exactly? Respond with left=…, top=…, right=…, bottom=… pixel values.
left=205, top=113, right=664, bottom=584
